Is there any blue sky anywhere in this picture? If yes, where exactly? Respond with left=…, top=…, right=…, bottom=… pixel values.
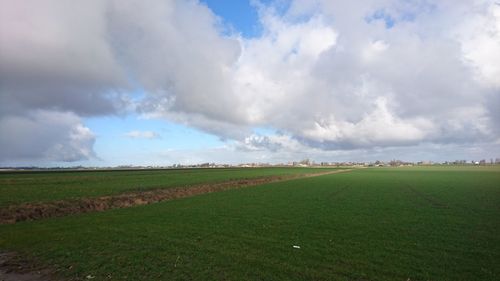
left=1, top=0, right=499, bottom=167
left=200, top=0, right=263, bottom=37
left=84, top=115, right=223, bottom=165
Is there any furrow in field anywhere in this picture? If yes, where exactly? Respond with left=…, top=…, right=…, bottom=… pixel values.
left=0, top=169, right=353, bottom=224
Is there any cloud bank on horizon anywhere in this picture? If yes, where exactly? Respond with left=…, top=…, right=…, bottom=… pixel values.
left=1, top=0, right=499, bottom=165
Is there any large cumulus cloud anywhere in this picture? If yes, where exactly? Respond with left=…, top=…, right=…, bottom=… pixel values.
left=1, top=0, right=241, bottom=163
left=0, top=0, right=128, bottom=116
left=232, top=0, right=499, bottom=150
left=135, top=0, right=500, bottom=151
left=1, top=0, right=499, bottom=164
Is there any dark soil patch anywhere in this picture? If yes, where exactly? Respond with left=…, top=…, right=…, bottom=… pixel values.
left=0, top=169, right=352, bottom=224
left=0, top=252, right=60, bottom=281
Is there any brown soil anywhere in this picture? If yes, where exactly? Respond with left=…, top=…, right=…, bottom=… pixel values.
left=0, top=169, right=352, bottom=225
left=0, top=252, right=60, bottom=281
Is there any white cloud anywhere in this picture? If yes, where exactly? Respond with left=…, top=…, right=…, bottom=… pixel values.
left=124, top=130, right=160, bottom=139
left=457, top=3, right=500, bottom=88
left=226, top=0, right=497, bottom=151
left=301, top=98, right=434, bottom=148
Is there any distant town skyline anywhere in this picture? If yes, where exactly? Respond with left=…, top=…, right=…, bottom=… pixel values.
left=1, top=0, right=499, bottom=167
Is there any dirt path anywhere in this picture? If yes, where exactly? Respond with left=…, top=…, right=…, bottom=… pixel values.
left=0, top=169, right=353, bottom=225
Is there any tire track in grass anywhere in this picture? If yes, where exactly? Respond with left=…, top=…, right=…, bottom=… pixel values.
left=405, top=185, right=449, bottom=209
left=327, top=185, right=351, bottom=200
left=0, top=169, right=354, bottom=224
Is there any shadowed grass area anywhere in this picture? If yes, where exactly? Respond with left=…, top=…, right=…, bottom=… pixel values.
left=0, top=167, right=339, bottom=207
left=0, top=166, right=499, bottom=280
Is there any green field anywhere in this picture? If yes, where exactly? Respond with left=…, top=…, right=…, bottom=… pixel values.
left=0, top=166, right=499, bottom=280
left=0, top=167, right=335, bottom=207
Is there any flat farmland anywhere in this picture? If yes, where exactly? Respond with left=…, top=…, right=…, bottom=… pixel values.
left=0, top=167, right=338, bottom=207
left=0, top=166, right=499, bottom=280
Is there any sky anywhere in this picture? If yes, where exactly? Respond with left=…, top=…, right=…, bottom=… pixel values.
left=0, top=0, right=499, bottom=167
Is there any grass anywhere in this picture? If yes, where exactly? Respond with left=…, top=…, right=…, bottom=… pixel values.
left=0, top=167, right=337, bottom=207
left=0, top=166, right=499, bottom=280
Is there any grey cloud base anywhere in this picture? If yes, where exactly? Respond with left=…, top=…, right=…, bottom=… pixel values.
left=0, top=111, right=96, bottom=163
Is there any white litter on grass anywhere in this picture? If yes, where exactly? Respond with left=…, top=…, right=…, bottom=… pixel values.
left=292, top=245, right=301, bottom=249
left=86, top=275, right=95, bottom=279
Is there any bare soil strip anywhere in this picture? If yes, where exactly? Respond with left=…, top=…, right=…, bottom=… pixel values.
left=0, top=169, right=352, bottom=225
